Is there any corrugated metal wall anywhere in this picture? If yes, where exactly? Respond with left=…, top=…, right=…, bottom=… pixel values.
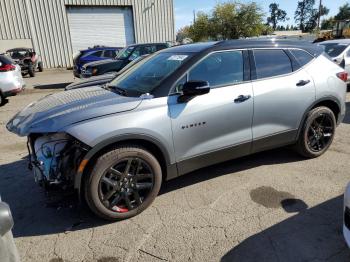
left=0, top=0, right=175, bottom=68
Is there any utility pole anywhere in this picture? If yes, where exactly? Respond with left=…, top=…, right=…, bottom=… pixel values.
left=193, top=10, right=196, bottom=24
left=317, top=0, right=322, bottom=30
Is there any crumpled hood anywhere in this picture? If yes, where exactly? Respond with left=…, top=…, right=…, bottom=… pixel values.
left=7, top=86, right=142, bottom=136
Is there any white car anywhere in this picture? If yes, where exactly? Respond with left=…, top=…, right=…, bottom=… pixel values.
left=344, top=183, right=350, bottom=247
left=318, top=39, right=350, bottom=83
left=0, top=55, right=25, bottom=105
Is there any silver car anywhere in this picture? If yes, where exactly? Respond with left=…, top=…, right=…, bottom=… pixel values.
left=7, top=40, right=347, bottom=220
left=0, top=55, right=25, bottom=105
left=318, top=39, right=350, bottom=83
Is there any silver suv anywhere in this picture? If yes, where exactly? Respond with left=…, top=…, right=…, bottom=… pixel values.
left=7, top=40, right=347, bottom=220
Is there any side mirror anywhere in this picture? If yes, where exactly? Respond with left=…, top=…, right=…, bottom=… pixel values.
left=182, top=80, right=210, bottom=96
left=0, top=202, right=14, bottom=236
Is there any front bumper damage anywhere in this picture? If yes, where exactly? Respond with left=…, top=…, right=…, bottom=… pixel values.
left=27, top=133, right=90, bottom=189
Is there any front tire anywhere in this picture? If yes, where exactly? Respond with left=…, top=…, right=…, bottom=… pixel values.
left=85, top=145, right=162, bottom=220
left=295, top=106, right=336, bottom=158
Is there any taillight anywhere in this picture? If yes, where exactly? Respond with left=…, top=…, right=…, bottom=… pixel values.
left=0, top=64, right=16, bottom=72
left=336, top=71, right=348, bottom=82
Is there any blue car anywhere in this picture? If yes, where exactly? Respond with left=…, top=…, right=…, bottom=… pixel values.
left=73, top=46, right=122, bottom=77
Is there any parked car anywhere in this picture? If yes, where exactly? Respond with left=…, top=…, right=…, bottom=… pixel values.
left=6, top=48, right=43, bottom=77
left=73, top=46, right=123, bottom=77
left=0, top=55, right=25, bottom=105
left=80, top=43, right=168, bottom=78
left=66, top=55, right=149, bottom=91
left=0, top=196, right=20, bottom=262
left=318, top=39, right=350, bottom=82
left=7, top=40, right=347, bottom=221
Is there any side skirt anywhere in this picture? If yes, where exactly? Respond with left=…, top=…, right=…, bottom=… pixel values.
left=175, top=142, right=251, bottom=177
left=251, top=129, right=298, bottom=154
left=169, top=129, right=298, bottom=180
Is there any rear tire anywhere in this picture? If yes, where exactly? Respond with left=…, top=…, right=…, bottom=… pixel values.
left=295, top=106, right=336, bottom=158
left=38, top=62, right=43, bottom=72
left=28, top=64, right=35, bottom=77
left=84, top=145, right=162, bottom=221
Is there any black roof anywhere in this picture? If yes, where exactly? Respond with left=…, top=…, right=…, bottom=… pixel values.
left=6, top=47, right=33, bottom=52
left=164, top=39, right=323, bottom=56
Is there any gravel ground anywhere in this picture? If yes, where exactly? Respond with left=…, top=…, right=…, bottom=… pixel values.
left=0, top=85, right=350, bottom=262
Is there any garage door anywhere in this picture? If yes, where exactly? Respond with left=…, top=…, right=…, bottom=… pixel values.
left=67, top=6, right=135, bottom=53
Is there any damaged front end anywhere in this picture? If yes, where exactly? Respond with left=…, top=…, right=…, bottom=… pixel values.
left=27, top=133, right=90, bottom=189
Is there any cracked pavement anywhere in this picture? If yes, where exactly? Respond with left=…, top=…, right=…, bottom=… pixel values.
left=0, top=86, right=350, bottom=262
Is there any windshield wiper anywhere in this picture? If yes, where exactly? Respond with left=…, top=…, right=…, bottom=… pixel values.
left=101, top=84, right=127, bottom=96
left=114, top=86, right=127, bottom=96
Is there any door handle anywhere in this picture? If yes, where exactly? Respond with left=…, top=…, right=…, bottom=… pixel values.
left=296, top=80, right=310, bottom=86
left=234, top=95, right=251, bottom=103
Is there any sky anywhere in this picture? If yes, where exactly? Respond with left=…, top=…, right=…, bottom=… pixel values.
left=174, top=0, right=350, bottom=32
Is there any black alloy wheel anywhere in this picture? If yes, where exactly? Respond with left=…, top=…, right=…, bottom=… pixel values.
left=296, top=106, right=336, bottom=158
left=85, top=146, right=162, bottom=220
left=99, top=157, right=154, bottom=213
left=306, top=113, right=334, bottom=152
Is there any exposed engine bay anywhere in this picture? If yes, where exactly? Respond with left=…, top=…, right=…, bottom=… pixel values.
left=27, top=133, right=89, bottom=188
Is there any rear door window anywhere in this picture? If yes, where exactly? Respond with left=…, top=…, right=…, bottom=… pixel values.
left=290, top=49, right=314, bottom=67
left=253, top=49, right=292, bottom=79
left=103, top=50, right=117, bottom=58
left=0, top=55, right=13, bottom=65
left=92, top=51, right=103, bottom=57
left=156, top=44, right=167, bottom=51
left=144, top=45, right=157, bottom=54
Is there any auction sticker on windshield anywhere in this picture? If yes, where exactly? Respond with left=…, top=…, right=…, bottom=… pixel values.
left=167, top=55, right=188, bottom=61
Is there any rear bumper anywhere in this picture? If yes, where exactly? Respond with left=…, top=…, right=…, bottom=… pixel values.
left=3, top=86, right=24, bottom=98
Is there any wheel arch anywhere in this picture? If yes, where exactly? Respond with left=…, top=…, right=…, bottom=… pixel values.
left=297, top=96, right=341, bottom=139
left=75, top=134, right=177, bottom=197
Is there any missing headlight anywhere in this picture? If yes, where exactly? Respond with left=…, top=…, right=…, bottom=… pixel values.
left=28, top=133, right=89, bottom=188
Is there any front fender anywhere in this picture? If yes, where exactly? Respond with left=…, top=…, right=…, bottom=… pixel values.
left=73, top=133, right=176, bottom=192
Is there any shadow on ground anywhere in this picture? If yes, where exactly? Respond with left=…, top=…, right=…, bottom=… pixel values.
left=0, top=148, right=304, bottom=238
left=221, top=195, right=350, bottom=262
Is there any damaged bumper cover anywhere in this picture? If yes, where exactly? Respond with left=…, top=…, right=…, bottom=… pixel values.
left=27, top=133, right=90, bottom=188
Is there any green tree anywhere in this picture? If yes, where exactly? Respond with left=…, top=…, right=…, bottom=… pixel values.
left=305, top=5, right=329, bottom=32
left=294, top=0, right=315, bottom=32
left=187, top=1, right=265, bottom=41
left=176, top=26, right=191, bottom=43
left=335, top=3, right=350, bottom=20
left=267, top=3, right=288, bottom=30
left=321, top=17, right=334, bottom=30
left=188, top=12, right=212, bottom=42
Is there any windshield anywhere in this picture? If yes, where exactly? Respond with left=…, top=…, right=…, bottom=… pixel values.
left=320, top=43, right=348, bottom=57
left=8, top=50, right=30, bottom=59
left=116, top=46, right=135, bottom=59
left=109, top=52, right=191, bottom=96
